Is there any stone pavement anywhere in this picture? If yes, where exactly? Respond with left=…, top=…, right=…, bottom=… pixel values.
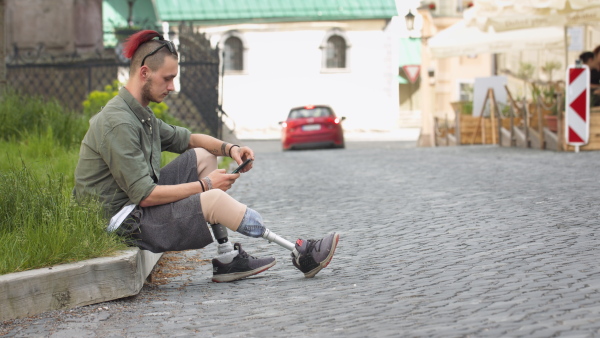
left=3, top=142, right=600, bottom=337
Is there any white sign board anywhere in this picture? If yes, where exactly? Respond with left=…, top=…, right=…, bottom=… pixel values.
left=565, top=65, right=590, bottom=149
left=568, top=26, right=584, bottom=52
left=473, top=76, right=508, bottom=117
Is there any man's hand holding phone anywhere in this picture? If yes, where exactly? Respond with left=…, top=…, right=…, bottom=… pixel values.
left=229, top=146, right=255, bottom=168
left=232, top=158, right=253, bottom=174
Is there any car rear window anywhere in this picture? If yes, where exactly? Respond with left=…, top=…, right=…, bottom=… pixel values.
left=288, top=107, right=333, bottom=119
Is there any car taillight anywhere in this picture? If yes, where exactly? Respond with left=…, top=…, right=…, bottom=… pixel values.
left=304, top=105, right=315, bottom=109
left=281, top=122, right=288, bottom=128
left=334, top=117, right=341, bottom=124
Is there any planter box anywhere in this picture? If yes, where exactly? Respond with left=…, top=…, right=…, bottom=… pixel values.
left=457, top=115, right=522, bottom=145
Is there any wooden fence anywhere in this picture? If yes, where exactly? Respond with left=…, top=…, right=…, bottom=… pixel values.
left=434, top=87, right=600, bottom=152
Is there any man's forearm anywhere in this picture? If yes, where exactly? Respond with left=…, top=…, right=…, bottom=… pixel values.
left=139, top=182, right=203, bottom=207
left=188, top=134, right=236, bottom=157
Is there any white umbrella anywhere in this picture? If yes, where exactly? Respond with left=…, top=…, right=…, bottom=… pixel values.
left=429, top=20, right=565, bottom=58
left=466, top=0, right=600, bottom=31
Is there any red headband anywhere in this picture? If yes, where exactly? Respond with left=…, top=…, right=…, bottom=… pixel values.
left=123, top=30, right=163, bottom=59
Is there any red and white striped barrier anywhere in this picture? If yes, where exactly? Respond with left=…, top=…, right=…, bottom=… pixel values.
left=565, top=65, right=590, bottom=152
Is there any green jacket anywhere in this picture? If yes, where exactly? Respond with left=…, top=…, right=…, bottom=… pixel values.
left=74, top=87, right=191, bottom=217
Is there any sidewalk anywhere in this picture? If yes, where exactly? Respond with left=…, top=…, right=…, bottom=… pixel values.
left=4, top=145, right=600, bottom=336
left=0, top=249, right=161, bottom=322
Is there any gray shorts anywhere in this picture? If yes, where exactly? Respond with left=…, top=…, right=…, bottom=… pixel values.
left=118, top=150, right=213, bottom=253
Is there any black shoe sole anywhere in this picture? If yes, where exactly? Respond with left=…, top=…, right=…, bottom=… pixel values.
left=212, top=259, right=277, bottom=283
left=304, top=233, right=340, bottom=278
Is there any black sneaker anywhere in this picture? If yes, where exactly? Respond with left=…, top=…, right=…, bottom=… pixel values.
left=291, top=232, right=339, bottom=278
left=212, top=243, right=276, bottom=283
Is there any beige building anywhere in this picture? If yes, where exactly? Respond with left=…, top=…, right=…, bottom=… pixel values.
left=418, top=0, right=600, bottom=146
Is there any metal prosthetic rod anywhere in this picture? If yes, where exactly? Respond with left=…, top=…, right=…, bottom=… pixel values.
left=211, top=224, right=236, bottom=262
left=211, top=224, right=229, bottom=244
left=262, top=229, right=295, bottom=251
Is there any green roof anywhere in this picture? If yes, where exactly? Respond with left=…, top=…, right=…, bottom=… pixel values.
left=155, top=0, right=399, bottom=24
left=103, top=0, right=160, bottom=47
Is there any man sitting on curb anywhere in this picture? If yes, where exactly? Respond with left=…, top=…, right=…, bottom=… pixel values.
left=73, top=30, right=339, bottom=282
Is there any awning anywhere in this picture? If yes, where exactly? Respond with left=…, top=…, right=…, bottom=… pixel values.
left=428, top=20, right=564, bottom=59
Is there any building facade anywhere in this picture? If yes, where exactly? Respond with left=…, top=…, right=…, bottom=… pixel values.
left=103, top=0, right=419, bottom=138
left=191, top=18, right=405, bottom=138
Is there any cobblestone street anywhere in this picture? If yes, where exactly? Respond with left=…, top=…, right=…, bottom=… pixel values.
left=3, top=141, right=600, bottom=337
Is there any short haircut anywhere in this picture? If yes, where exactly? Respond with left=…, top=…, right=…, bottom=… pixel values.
left=123, top=30, right=178, bottom=74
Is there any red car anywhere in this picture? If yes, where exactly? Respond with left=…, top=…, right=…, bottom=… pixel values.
left=279, top=105, right=346, bottom=150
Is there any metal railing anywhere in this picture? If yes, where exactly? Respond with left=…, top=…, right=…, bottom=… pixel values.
left=6, top=38, right=223, bottom=137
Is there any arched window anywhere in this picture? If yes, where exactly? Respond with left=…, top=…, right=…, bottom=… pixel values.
left=224, top=36, right=244, bottom=71
left=321, top=29, right=350, bottom=72
left=326, top=35, right=346, bottom=68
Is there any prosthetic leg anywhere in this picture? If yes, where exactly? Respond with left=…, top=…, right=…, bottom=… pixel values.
left=211, top=223, right=230, bottom=245
left=211, top=223, right=238, bottom=263
left=262, top=229, right=295, bottom=251
left=210, top=221, right=277, bottom=283
left=236, top=208, right=296, bottom=253
left=237, top=208, right=340, bottom=278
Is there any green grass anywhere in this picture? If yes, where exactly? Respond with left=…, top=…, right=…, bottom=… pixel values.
left=0, top=88, right=128, bottom=275
left=0, top=162, right=127, bottom=274
left=0, top=89, right=89, bottom=150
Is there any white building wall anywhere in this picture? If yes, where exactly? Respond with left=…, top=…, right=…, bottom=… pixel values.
left=198, top=20, right=401, bottom=138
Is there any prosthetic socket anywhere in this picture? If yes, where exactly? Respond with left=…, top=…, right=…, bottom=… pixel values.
left=237, top=208, right=295, bottom=251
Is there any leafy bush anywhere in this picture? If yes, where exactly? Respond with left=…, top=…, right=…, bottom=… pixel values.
left=82, top=80, right=186, bottom=127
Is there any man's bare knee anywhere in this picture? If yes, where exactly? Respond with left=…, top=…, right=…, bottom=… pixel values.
left=194, top=148, right=217, bottom=164
left=194, top=148, right=217, bottom=177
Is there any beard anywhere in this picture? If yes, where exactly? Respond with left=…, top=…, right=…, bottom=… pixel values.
left=141, top=77, right=163, bottom=104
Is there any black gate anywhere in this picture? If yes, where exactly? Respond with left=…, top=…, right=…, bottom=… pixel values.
left=166, top=23, right=222, bottom=137
left=5, top=29, right=222, bottom=137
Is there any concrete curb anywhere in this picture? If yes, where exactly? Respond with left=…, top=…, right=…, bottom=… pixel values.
left=0, top=248, right=161, bottom=322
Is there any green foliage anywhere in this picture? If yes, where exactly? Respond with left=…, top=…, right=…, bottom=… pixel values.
left=0, top=162, right=127, bottom=275
left=82, top=81, right=119, bottom=116
left=82, top=80, right=169, bottom=117
left=82, top=81, right=186, bottom=127
left=517, top=62, right=535, bottom=81
left=0, top=90, right=129, bottom=275
left=541, top=61, right=562, bottom=83
left=461, top=101, right=473, bottom=115
left=514, top=61, right=565, bottom=116
left=0, top=89, right=89, bottom=150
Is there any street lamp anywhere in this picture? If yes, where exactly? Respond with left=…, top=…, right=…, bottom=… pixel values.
left=405, top=10, right=415, bottom=31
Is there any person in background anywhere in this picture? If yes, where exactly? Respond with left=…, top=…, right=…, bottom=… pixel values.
left=581, top=50, right=600, bottom=106
left=579, top=51, right=599, bottom=88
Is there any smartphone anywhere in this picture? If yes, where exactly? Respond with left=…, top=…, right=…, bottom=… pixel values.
left=232, top=159, right=253, bottom=174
